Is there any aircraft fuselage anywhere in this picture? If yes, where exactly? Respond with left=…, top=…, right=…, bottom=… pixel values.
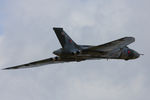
left=53, top=46, right=140, bottom=61
left=3, top=27, right=141, bottom=70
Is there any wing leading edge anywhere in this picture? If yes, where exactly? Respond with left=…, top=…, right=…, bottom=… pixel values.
left=83, top=37, right=135, bottom=52
left=2, top=57, right=71, bottom=70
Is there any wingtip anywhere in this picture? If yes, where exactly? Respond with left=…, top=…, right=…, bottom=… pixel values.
left=2, top=68, right=12, bottom=70
left=2, top=68, right=9, bottom=70
left=2, top=67, right=18, bottom=70
left=123, top=37, right=135, bottom=42
left=125, top=36, right=135, bottom=39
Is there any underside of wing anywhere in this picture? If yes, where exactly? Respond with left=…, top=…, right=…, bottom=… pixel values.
left=83, top=37, right=135, bottom=52
left=2, top=57, right=73, bottom=70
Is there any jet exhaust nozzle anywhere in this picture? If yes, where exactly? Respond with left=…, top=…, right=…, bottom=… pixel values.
left=71, top=50, right=82, bottom=55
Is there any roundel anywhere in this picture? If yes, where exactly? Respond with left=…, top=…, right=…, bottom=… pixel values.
left=128, top=50, right=131, bottom=54
left=69, top=39, right=72, bottom=43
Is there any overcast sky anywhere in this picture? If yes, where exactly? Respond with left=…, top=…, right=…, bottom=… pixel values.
left=0, top=0, right=150, bottom=100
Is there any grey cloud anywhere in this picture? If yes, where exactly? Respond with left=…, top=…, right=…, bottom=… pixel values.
left=0, top=0, right=150, bottom=100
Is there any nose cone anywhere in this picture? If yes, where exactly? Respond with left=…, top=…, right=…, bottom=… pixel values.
left=134, top=51, right=140, bottom=59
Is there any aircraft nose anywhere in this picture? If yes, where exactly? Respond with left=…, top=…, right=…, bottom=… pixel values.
left=134, top=52, right=140, bottom=59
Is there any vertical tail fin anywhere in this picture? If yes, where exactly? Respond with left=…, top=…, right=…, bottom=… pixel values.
left=53, top=27, right=79, bottom=49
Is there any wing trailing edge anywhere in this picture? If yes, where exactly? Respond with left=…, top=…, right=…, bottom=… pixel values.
left=83, top=37, right=135, bottom=52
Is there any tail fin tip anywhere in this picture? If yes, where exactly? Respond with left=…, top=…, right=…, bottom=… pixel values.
left=53, top=27, right=63, bottom=31
left=53, top=27, right=78, bottom=49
